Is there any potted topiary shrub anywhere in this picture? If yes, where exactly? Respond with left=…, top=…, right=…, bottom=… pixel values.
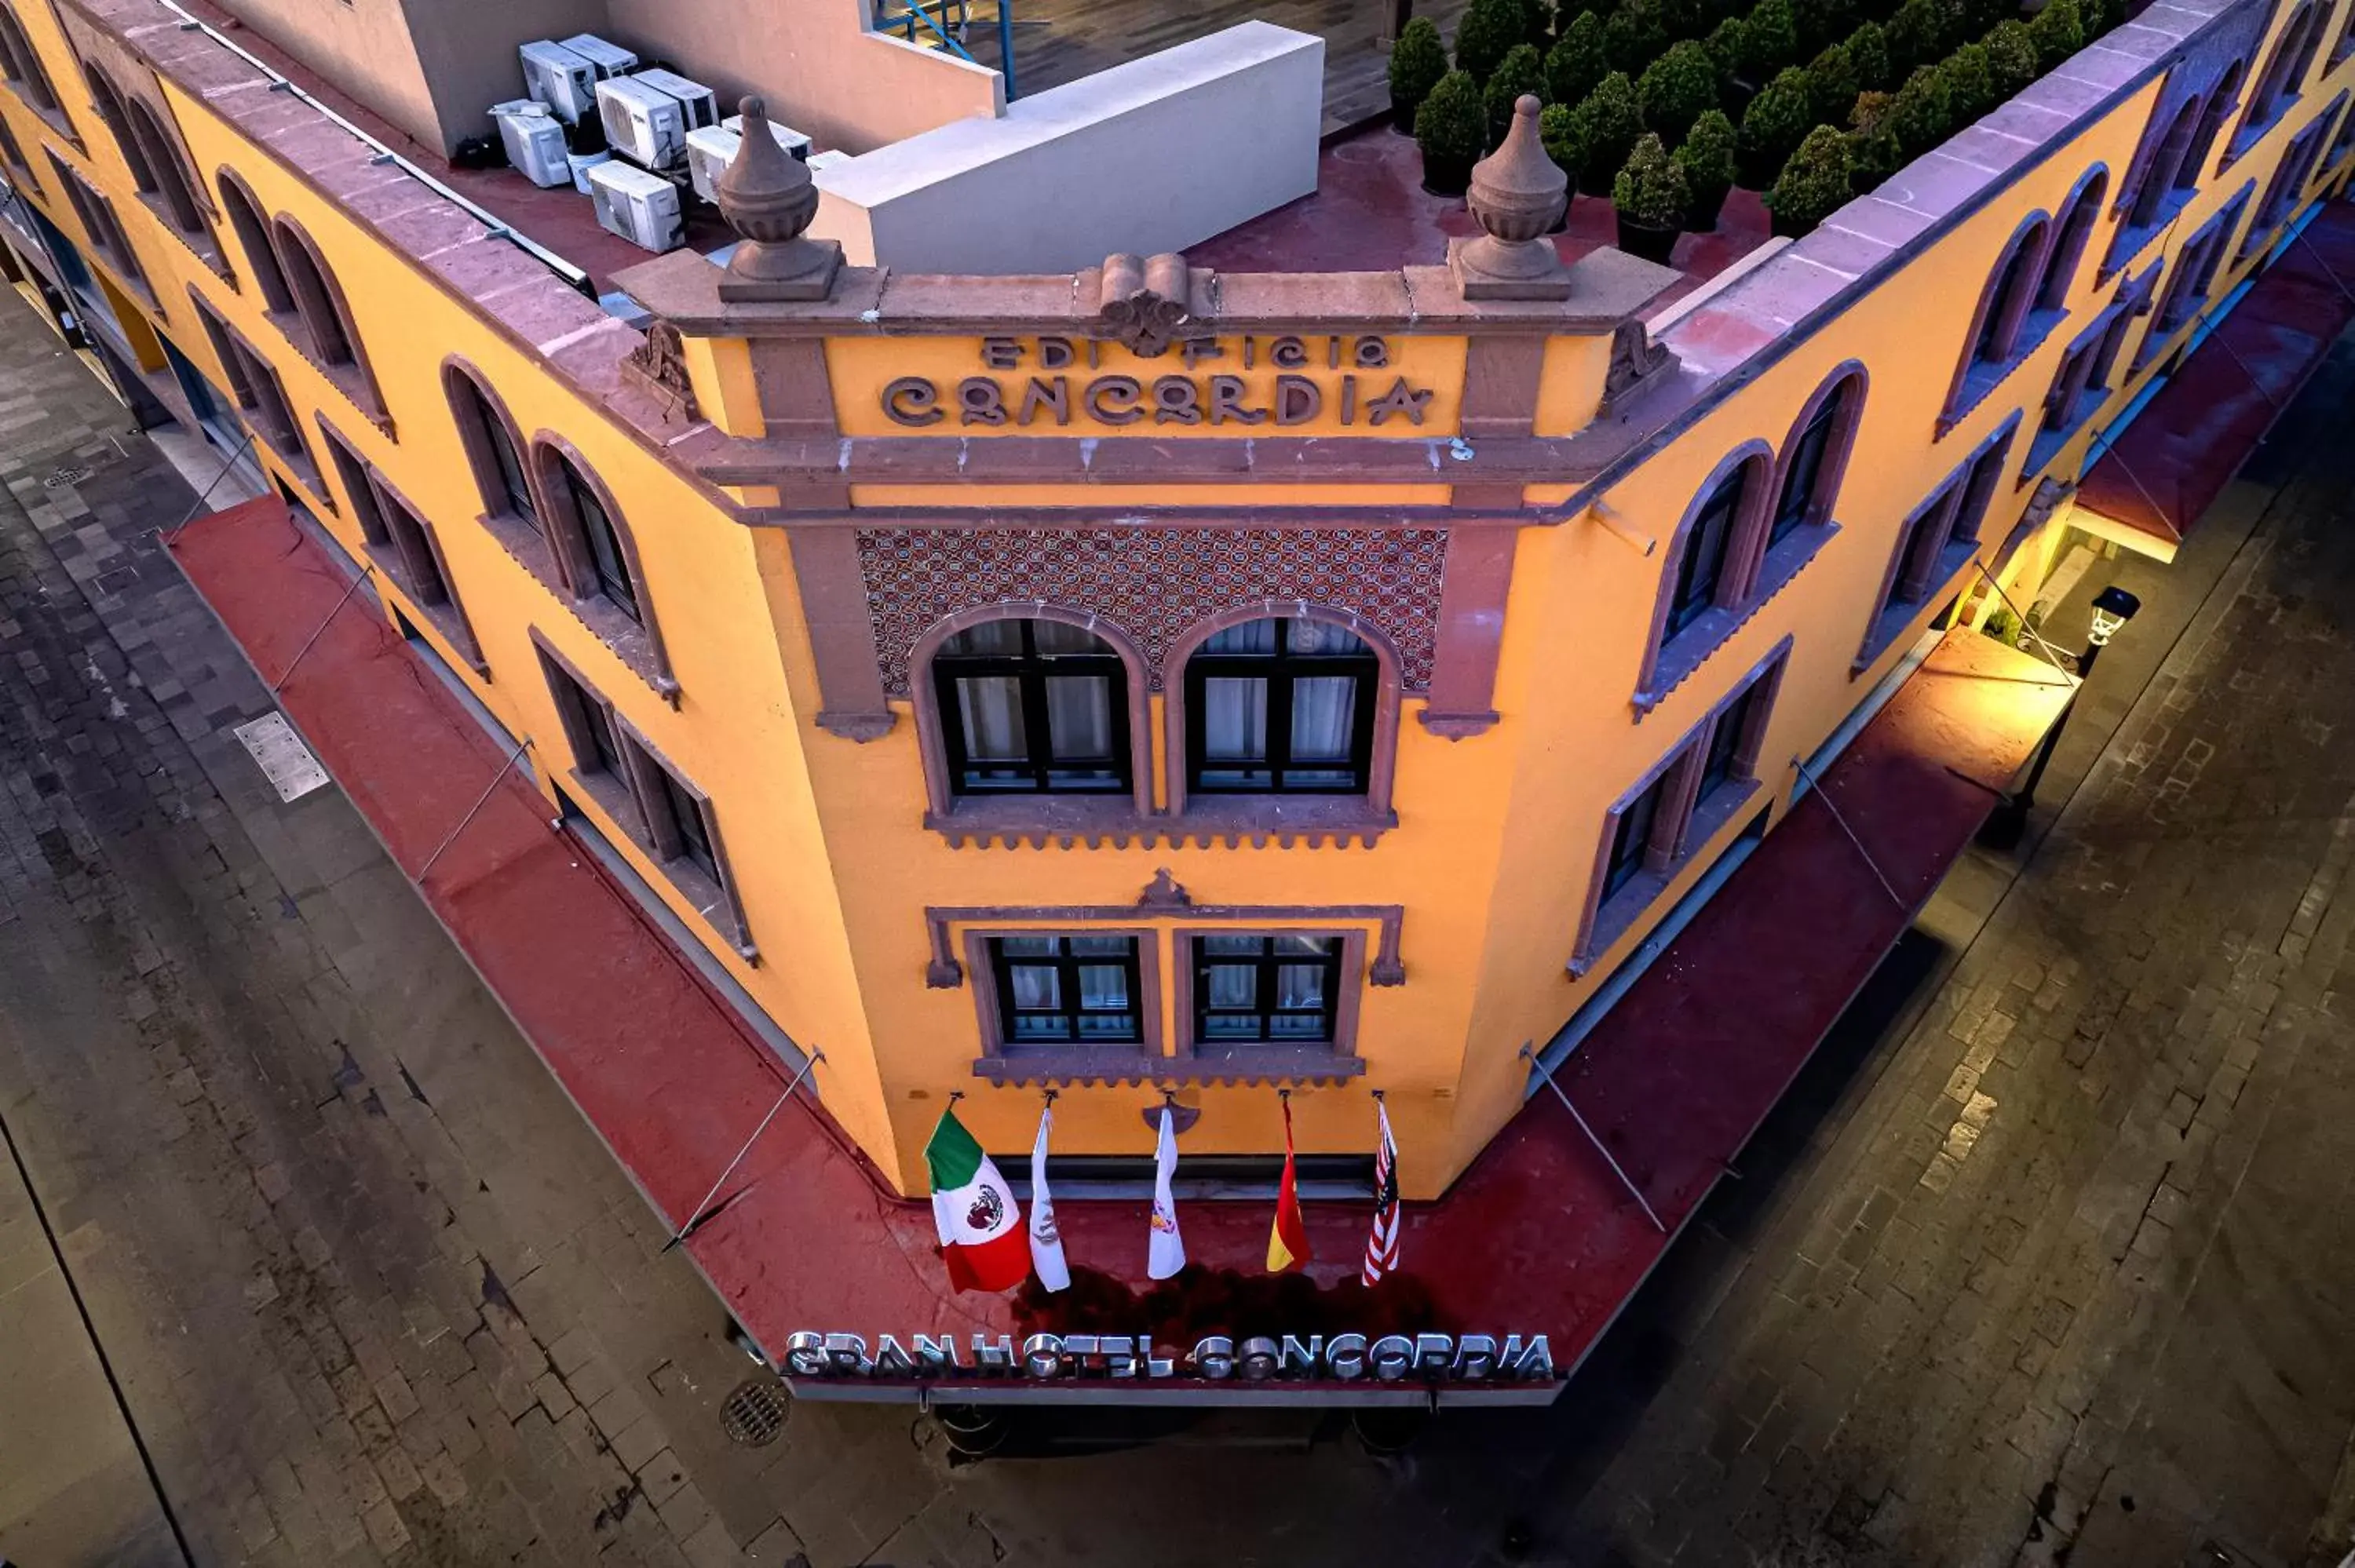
left=1844, top=90, right=1903, bottom=188
left=1516, top=0, right=1555, bottom=47
left=1390, top=17, right=1451, bottom=130
left=1539, top=100, right=1585, bottom=228
left=1792, top=0, right=1857, bottom=53
left=1885, top=62, right=1952, bottom=160
left=1604, top=0, right=1670, bottom=75
left=1455, top=0, right=1528, bottom=82
left=1613, top=132, right=1691, bottom=261
left=2029, top=0, right=2083, bottom=71
left=1844, top=19, right=1892, bottom=90
left=1639, top=41, right=1722, bottom=141
left=1485, top=43, right=1549, bottom=145
left=1884, top=0, right=1941, bottom=71
left=1765, top=122, right=1853, bottom=235
left=1985, top=20, right=2040, bottom=97
left=1938, top=39, right=1996, bottom=124
left=1416, top=70, right=1488, bottom=193
left=1736, top=65, right=1814, bottom=185
left=1676, top=108, right=1740, bottom=227
left=1546, top=12, right=1609, bottom=104
left=1803, top=40, right=1859, bottom=126
left=1737, top=0, right=1800, bottom=84
left=1573, top=70, right=1645, bottom=192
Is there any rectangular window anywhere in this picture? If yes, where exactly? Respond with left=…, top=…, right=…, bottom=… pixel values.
left=650, top=763, right=717, bottom=882
left=1697, top=681, right=1760, bottom=802
left=316, top=421, right=382, bottom=541
left=1667, top=468, right=1744, bottom=637
left=542, top=647, right=626, bottom=779
left=46, top=151, right=145, bottom=297
left=377, top=485, right=450, bottom=607
left=1191, top=934, right=1342, bottom=1045
left=0, top=111, right=27, bottom=174
left=1602, top=770, right=1669, bottom=901
left=989, top=935, right=1144, bottom=1045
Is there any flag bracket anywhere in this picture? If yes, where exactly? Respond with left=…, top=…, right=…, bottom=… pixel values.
left=1520, top=1045, right=1668, bottom=1234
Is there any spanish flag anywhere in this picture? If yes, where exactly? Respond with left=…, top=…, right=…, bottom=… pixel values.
left=1267, top=1095, right=1311, bottom=1273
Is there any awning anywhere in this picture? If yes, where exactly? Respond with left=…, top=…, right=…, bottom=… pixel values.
left=170, top=498, right=2072, bottom=1405
left=2074, top=197, right=2355, bottom=557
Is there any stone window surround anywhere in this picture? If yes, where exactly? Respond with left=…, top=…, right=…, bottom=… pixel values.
left=1632, top=361, right=1863, bottom=717
left=911, top=599, right=1404, bottom=848
left=527, top=431, right=681, bottom=706
left=1941, top=209, right=2064, bottom=435
left=0, top=0, right=80, bottom=147
left=185, top=283, right=321, bottom=493
left=77, top=53, right=216, bottom=275
left=0, top=108, right=28, bottom=173
left=931, top=887, right=1399, bottom=1087
left=531, top=628, right=755, bottom=961
left=2140, top=180, right=2256, bottom=365
left=2241, top=90, right=2346, bottom=256
left=213, top=165, right=287, bottom=308
left=265, top=208, right=389, bottom=428
left=2024, top=299, right=2135, bottom=479
left=315, top=411, right=487, bottom=675
left=2230, top=0, right=2328, bottom=155
left=1857, top=415, right=2020, bottom=671
left=2105, top=71, right=2218, bottom=276
left=2035, top=166, right=2114, bottom=315
left=1572, top=635, right=1790, bottom=977
left=46, top=144, right=147, bottom=302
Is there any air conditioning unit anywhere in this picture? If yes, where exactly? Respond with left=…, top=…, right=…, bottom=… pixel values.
left=559, top=34, right=639, bottom=80
left=597, top=76, right=687, bottom=170
left=518, top=40, right=597, bottom=126
left=720, top=111, right=812, bottom=162
left=587, top=159, right=684, bottom=253
left=494, top=104, right=571, bottom=188
left=566, top=149, right=614, bottom=195
left=684, top=125, right=736, bottom=206
left=630, top=67, right=720, bottom=133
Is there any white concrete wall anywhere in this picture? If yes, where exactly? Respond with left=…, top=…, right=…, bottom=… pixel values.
left=809, top=22, right=1324, bottom=275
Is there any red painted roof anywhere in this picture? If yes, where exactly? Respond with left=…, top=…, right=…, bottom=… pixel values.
left=2075, top=197, right=2355, bottom=551
left=168, top=502, right=2068, bottom=1398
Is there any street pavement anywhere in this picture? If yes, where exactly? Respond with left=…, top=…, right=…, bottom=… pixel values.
left=2, top=283, right=2354, bottom=1568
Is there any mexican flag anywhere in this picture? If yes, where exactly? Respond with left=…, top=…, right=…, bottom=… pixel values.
left=926, top=1107, right=1029, bottom=1293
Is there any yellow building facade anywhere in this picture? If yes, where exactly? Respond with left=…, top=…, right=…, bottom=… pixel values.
left=2, top=0, right=2350, bottom=1214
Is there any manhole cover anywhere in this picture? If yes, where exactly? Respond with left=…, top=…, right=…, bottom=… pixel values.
left=43, top=466, right=93, bottom=488
left=719, top=1380, right=788, bottom=1447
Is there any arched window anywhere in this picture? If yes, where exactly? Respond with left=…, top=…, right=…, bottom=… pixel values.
left=269, top=217, right=352, bottom=365
left=444, top=361, right=538, bottom=529
left=2243, top=3, right=2320, bottom=133
left=535, top=439, right=646, bottom=624
left=1663, top=450, right=1769, bottom=642
left=2183, top=61, right=2245, bottom=182
left=216, top=169, right=289, bottom=309
left=1767, top=366, right=1864, bottom=549
left=933, top=618, right=1132, bottom=795
left=1184, top=616, right=1378, bottom=796
left=2036, top=170, right=2109, bottom=312
left=1965, top=217, right=2050, bottom=372
left=84, top=67, right=155, bottom=191
left=2129, top=97, right=2202, bottom=225
left=125, top=99, right=204, bottom=234
left=0, top=5, right=62, bottom=115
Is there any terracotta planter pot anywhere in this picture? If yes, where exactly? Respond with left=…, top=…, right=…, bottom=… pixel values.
left=1615, top=210, right=1681, bottom=264
left=1420, top=151, right=1475, bottom=195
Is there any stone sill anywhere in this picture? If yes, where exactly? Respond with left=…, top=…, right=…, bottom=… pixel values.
left=926, top=794, right=1396, bottom=850
left=1633, top=521, right=1837, bottom=720
left=972, top=1049, right=1367, bottom=1088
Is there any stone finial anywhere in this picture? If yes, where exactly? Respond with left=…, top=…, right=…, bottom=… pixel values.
left=1451, top=95, right=1572, bottom=301
left=715, top=95, right=841, bottom=302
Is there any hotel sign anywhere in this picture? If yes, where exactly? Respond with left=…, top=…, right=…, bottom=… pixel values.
left=831, top=332, right=1468, bottom=440
left=783, top=1329, right=1560, bottom=1383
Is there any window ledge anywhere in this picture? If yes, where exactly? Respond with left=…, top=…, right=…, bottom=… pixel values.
left=973, top=1048, right=1366, bottom=1088
left=485, top=509, right=679, bottom=706
left=926, top=793, right=1396, bottom=850
left=1570, top=775, right=1763, bottom=977
left=1937, top=312, right=2065, bottom=437
left=570, top=767, right=758, bottom=964
left=1634, top=521, right=1837, bottom=719
left=366, top=544, right=489, bottom=678
left=1853, top=542, right=1978, bottom=673
left=2101, top=191, right=2193, bottom=281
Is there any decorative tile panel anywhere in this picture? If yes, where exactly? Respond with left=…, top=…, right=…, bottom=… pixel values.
left=855, top=527, right=1449, bottom=694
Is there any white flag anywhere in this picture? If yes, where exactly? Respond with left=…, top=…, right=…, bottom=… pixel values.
left=1148, top=1106, right=1186, bottom=1279
left=1029, top=1106, right=1070, bottom=1293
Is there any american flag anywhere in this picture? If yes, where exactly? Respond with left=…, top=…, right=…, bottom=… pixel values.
left=1361, top=1099, right=1401, bottom=1285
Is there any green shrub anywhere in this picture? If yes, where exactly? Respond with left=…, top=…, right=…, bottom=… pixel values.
left=1984, top=605, right=2022, bottom=643
left=1415, top=68, right=1489, bottom=167
left=1516, top=0, right=1556, bottom=47
left=1985, top=20, right=2039, bottom=95
left=1766, top=122, right=1854, bottom=232
left=1939, top=40, right=1996, bottom=122
left=1639, top=41, right=1722, bottom=140
left=1845, top=20, right=1892, bottom=89
left=1886, top=63, right=1952, bottom=158
left=1740, top=0, right=1801, bottom=77
left=1389, top=17, right=1452, bottom=121
left=1805, top=42, right=1860, bottom=125
left=1614, top=131, right=1692, bottom=224
left=2029, top=0, right=2083, bottom=70
left=1455, top=0, right=1528, bottom=82
left=1540, top=98, right=1588, bottom=171
left=1546, top=12, right=1610, bottom=102
left=1884, top=0, right=1941, bottom=67
left=1605, top=0, right=1670, bottom=75
left=1737, top=65, right=1816, bottom=183
left=1574, top=70, right=1646, bottom=188
left=1792, top=0, right=1858, bottom=51
left=1846, top=90, right=1904, bottom=184
left=1704, top=16, right=1750, bottom=81
left=1676, top=107, right=1740, bottom=221
left=2078, top=0, right=2120, bottom=38
left=1484, top=43, right=1549, bottom=143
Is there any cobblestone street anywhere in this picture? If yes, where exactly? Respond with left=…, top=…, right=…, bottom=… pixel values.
left=4, top=278, right=2355, bottom=1568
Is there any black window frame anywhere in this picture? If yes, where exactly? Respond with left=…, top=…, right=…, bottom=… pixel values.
left=649, top=763, right=717, bottom=882
left=463, top=377, right=536, bottom=524
left=1188, top=933, right=1344, bottom=1046
left=1184, top=617, right=1379, bottom=797
left=988, top=935, right=1146, bottom=1047
left=1768, top=394, right=1838, bottom=549
left=1697, top=681, right=1760, bottom=803
left=935, top=618, right=1133, bottom=797
left=1667, top=466, right=1746, bottom=636
left=1603, top=770, right=1670, bottom=901
left=559, top=455, right=639, bottom=620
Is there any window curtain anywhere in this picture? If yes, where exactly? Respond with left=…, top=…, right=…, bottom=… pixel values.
left=1042, top=675, right=1112, bottom=762
left=1288, top=676, right=1357, bottom=764
left=1201, top=677, right=1268, bottom=761
left=955, top=676, right=1027, bottom=762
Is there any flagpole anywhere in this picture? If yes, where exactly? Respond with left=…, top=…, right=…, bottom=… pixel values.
left=1519, top=1046, right=1668, bottom=1234
left=663, top=1048, right=825, bottom=1251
